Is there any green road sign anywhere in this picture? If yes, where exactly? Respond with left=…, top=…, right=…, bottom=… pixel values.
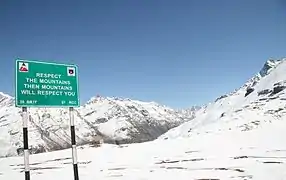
left=15, top=59, right=80, bottom=107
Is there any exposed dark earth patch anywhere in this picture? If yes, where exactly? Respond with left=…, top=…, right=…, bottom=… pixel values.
left=106, top=165, right=245, bottom=174
left=10, top=162, right=43, bottom=167
left=165, top=166, right=187, bottom=170
left=108, top=167, right=127, bottom=171
left=10, top=164, right=24, bottom=167
left=233, top=156, right=249, bottom=159
left=63, top=161, right=92, bottom=165
left=230, top=175, right=253, bottom=179
left=214, top=168, right=244, bottom=172
left=117, top=145, right=128, bottom=148
left=155, top=160, right=180, bottom=164
left=106, top=174, right=123, bottom=177
left=79, top=161, right=92, bottom=164
left=159, top=166, right=245, bottom=173
left=185, top=150, right=201, bottom=154
left=28, top=166, right=62, bottom=171
left=13, top=166, right=62, bottom=172
left=233, top=155, right=286, bottom=159
left=262, top=161, right=283, bottom=164
left=155, top=158, right=204, bottom=164
left=181, top=158, right=204, bottom=162
left=45, top=157, right=71, bottom=163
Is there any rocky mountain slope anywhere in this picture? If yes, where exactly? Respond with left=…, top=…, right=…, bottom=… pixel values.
left=159, top=58, right=286, bottom=140
left=0, top=95, right=198, bottom=157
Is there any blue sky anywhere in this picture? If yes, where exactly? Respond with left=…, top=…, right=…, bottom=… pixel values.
left=1, top=0, right=286, bottom=108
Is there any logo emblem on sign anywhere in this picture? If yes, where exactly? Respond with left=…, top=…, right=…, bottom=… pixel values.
left=67, top=67, right=75, bottom=76
left=19, top=62, right=29, bottom=72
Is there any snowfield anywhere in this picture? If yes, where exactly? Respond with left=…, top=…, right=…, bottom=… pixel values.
left=0, top=119, right=285, bottom=180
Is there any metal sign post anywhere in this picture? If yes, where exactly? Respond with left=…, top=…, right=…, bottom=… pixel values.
left=15, top=59, right=80, bottom=180
left=69, top=107, right=79, bottom=180
left=22, top=107, right=30, bottom=180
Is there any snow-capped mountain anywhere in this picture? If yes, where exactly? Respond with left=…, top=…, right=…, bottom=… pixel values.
left=175, top=105, right=202, bottom=123
left=0, top=94, right=197, bottom=157
left=159, top=58, right=286, bottom=140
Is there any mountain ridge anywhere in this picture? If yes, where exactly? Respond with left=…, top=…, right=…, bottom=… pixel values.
left=0, top=92, right=199, bottom=157
left=159, top=57, right=286, bottom=140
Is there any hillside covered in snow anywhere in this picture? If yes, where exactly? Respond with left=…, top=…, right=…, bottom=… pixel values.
left=160, top=58, right=286, bottom=140
left=0, top=95, right=198, bottom=157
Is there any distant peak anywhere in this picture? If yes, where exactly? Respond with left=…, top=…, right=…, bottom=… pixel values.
left=258, top=58, right=283, bottom=78
left=85, top=95, right=133, bottom=105
left=245, top=58, right=283, bottom=87
left=214, top=57, right=286, bottom=101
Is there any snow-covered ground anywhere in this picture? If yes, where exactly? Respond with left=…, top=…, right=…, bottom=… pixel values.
left=0, top=118, right=285, bottom=180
